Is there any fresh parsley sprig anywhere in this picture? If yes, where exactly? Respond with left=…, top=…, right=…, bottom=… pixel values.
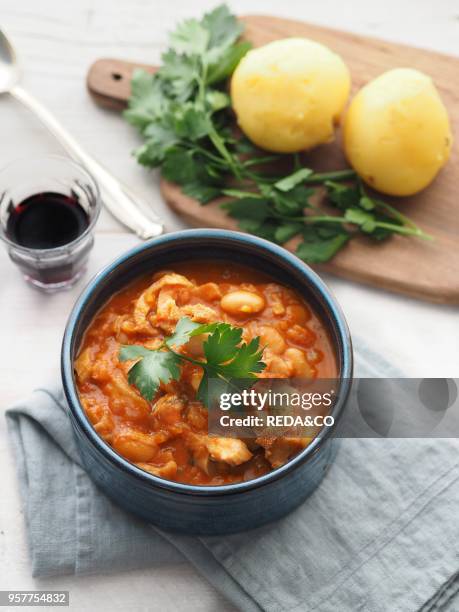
left=119, top=317, right=265, bottom=407
left=223, top=176, right=432, bottom=263
left=124, top=3, right=432, bottom=263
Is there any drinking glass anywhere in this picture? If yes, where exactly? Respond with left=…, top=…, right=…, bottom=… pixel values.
left=0, top=155, right=101, bottom=291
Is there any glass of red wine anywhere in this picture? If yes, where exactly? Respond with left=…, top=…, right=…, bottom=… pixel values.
left=0, top=155, right=100, bottom=291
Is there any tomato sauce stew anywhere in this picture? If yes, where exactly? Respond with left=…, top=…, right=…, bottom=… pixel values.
left=75, top=261, right=337, bottom=486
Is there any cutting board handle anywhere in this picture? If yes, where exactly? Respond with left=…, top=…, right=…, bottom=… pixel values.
left=86, top=59, right=158, bottom=111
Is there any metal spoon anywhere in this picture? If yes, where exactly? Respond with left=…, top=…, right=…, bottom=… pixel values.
left=0, top=29, right=163, bottom=239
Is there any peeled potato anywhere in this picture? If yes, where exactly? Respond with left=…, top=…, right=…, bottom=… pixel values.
left=231, top=38, right=351, bottom=153
left=343, top=68, right=452, bottom=196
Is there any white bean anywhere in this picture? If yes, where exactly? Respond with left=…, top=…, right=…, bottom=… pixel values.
left=220, top=290, right=265, bottom=316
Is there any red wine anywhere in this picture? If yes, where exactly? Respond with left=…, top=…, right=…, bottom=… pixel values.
left=6, top=191, right=89, bottom=249
left=6, top=192, right=93, bottom=287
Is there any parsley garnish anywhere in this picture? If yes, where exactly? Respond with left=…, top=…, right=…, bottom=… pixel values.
left=124, top=4, right=432, bottom=263
left=119, top=317, right=265, bottom=407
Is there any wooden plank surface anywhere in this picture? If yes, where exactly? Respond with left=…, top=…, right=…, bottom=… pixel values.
left=87, top=14, right=459, bottom=304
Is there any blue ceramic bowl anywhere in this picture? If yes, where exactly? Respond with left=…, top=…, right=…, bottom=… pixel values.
left=62, top=229, right=353, bottom=535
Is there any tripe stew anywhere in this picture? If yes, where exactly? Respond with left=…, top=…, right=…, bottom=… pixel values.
left=75, top=262, right=337, bottom=486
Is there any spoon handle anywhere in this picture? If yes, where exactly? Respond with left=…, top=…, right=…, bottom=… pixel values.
left=10, top=85, right=163, bottom=240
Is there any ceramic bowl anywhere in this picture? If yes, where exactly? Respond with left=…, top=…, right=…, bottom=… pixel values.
left=62, top=229, right=353, bottom=535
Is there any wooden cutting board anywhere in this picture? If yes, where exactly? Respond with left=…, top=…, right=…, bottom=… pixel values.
left=87, top=15, right=459, bottom=305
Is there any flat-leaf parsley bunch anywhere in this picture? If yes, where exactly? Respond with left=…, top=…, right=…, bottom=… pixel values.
left=124, top=4, right=431, bottom=263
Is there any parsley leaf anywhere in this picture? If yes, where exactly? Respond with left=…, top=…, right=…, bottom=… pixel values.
left=173, top=105, right=212, bottom=140
left=271, top=186, right=313, bottom=216
left=197, top=327, right=265, bottom=404
left=160, top=50, right=199, bottom=100
left=245, top=220, right=279, bottom=242
left=166, top=317, right=202, bottom=347
left=135, top=122, right=178, bottom=166
left=166, top=317, right=220, bottom=347
left=223, top=197, right=272, bottom=221
left=274, top=222, right=303, bottom=244
left=124, top=70, right=166, bottom=131
left=169, top=18, right=210, bottom=56
left=325, top=181, right=361, bottom=210
left=297, top=230, right=351, bottom=263
left=119, top=346, right=181, bottom=401
left=202, top=323, right=242, bottom=366
left=202, top=4, right=243, bottom=49
left=182, top=182, right=221, bottom=203
left=217, top=337, right=265, bottom=378
left=161, top=148, right=210, bottom=184
left=207, top=41, right=252, bottom=84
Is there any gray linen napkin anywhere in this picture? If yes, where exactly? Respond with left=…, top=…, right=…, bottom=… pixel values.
left=6, top=343, right=459, bottom=612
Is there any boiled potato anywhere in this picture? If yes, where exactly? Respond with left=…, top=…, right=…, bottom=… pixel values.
left=231, top=38, right=351, bottom=153
left=343, top=68, right=452, bottom=196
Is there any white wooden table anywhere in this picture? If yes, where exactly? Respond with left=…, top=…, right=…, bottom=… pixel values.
left=1, top=1, right=458, bottom=610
